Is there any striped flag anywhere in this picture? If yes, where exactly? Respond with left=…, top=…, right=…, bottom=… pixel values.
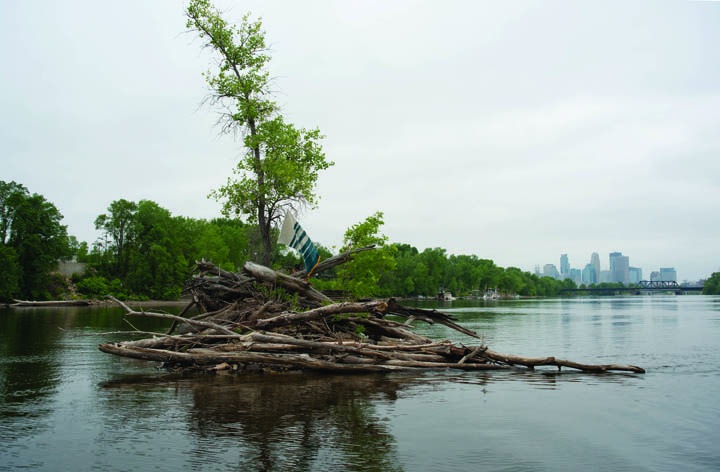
left=278, top=213, right=320, bottom=274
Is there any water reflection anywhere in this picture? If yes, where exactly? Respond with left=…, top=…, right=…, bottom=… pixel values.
left=100, top=373, right=416, bottom=471
left=95, top=363, right=643, bottom=471
left=0, top=309, right=63, bottom=435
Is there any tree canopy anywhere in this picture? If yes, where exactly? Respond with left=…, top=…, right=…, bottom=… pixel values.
left=0, top=178, right=589, bottom=303
left=0, top=181, right=70, bottom=301
left=187, top=0, right=333, bottom=266
left=702, top=272, right=720, bottom=295
left=335, top=211, right=397, bottom=298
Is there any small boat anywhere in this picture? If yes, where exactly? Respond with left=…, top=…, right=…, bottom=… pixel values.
left=482, top=289, right=498, bottom=300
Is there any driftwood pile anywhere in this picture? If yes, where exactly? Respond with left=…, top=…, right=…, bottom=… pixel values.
left=99, top=250, right=645, bottom=374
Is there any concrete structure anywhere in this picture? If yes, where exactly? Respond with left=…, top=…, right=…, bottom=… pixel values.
left=57, top=260, right=87, bottom=277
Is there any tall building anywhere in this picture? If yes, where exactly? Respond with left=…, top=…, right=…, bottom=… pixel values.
left=582, top=264, right=597, bottom=285
left=543, top=264, right=560, bottom=279
left=616, top=256, right=630, bottom=284
left=609, top=252, right=621, bottom=275
left=560, top=254, right=570, bottom=278
left=609, top=252, right=630, bottom=284
left=590, top=252, right=601, bottom=284
left=660, top=267, right=677, bottom=282
left=629, top=267, right=642, bottom=284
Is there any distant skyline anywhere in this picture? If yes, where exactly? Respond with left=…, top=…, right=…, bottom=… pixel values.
left=537, top=250, right=693, bottom=283
left=1, top=1, right=719, bottom=281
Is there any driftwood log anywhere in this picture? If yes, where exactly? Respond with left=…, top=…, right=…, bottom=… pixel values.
left=99, top=254, right=645, bottom=375
left=12, top=299, right=93, bottom=307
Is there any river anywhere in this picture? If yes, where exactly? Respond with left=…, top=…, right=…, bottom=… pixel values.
left=1, top=296, right=719, bottom=471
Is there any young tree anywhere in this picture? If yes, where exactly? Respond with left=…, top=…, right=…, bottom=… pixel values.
left=0, top=180, right=28, bottom=245
left=3, top=190, right=70, bottom=299
left=186, top=0, right=333, bottom=266
left=336, top=212, right=397, bottom=298
left=94, top=199, right=138, bottom=278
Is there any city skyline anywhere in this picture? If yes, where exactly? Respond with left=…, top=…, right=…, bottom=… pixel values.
left=536, top=250, right=688, bottom=285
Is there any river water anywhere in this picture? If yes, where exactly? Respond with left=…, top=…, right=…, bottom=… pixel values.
left=1, top=296, right=719, bottom=471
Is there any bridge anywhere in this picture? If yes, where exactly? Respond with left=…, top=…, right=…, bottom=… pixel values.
left=560, top=280, right=703, bottom=295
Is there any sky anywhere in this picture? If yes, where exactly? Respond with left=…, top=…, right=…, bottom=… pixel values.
left=1, top=1, right=719, bottom=281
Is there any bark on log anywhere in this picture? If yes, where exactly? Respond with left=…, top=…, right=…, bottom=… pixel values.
left=243, top=261, right=332, bottom=305
left=480, top=348, right=646, bottom=373
left=251, top=300, right=389, bottom=331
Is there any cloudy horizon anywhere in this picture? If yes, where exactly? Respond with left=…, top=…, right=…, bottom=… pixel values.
left=2, top=1, right=718, bottom=281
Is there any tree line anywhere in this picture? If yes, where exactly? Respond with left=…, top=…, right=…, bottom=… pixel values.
left=4, top=181, right=715, bottom=302
left=0, top=183, right=580, bottom=302
left=0, top=181, right=72, bottom=300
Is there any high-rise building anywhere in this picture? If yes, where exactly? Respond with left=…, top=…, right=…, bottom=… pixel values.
left=543, top=264, right=560, bottom=279
left=660, top=267, right=677, bottom=282
left=629, top=267, right=642, bottom=284
left=560, top=254, right=570, bottom=278
left=616, top=256, right=630, bottom=284
left=609, top=252, right=629, bottom=284
left=569, top=268, right=582, bottom=285
left=590, top=252, right=600, bottom=284
left=582, top=264, right=597, bottom=285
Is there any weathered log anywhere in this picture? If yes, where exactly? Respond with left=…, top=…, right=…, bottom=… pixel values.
left=241, top=333, right=450, bottom=363
left=243, top=261, right=332, bottom=305
left=108, top=296, right=239, bottom=336
left=251, top=300, right=389, bottom=331
left=480, top=348, right=646, bottom=373
left=98, top=343, right=416, bottom=373
left=12, top=299, right=92, bottom=307
left=388, top=304, right=483, bottom=340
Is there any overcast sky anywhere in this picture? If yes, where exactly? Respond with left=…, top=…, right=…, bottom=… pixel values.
left=2, top=1, right=718, bottom=281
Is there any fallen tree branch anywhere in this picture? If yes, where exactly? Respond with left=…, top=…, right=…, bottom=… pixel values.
left=291, top=245, right=376, bottom=278
left=108, top=296, right=239, bottom=336
left=480, top=348, right=645, bottom=373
